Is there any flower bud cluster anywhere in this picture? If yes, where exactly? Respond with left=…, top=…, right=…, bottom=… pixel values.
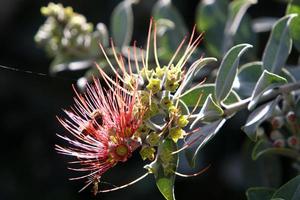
left=134, top=64, right=191, bottom=161
left=35, top=3, right=99, bottom=57
left=259, top=101, right=300, bottom=151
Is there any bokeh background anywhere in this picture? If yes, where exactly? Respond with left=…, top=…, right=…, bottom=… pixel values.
left=0, top=0, right=289, bottom=199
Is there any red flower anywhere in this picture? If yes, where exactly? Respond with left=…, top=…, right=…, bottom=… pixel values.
left=56, top=78, right=143, bottom=192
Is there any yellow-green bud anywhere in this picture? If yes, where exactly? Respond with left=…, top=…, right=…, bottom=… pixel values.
left=177, top=115, right=189, bottom=128
left=139, top=146, right=156, bottom=161
left=169, top=127, right=185, bottom=143
left=165, top=79, right=179, bottom=92
left=146, top=132, right=160, bottom=146
left=161, top=97, right=173, bottom=108
left=156, top=66, right=167, bottom=78
left=168, top=105, right=179, bottom=116
left=146, top=78, right=161, bottom=94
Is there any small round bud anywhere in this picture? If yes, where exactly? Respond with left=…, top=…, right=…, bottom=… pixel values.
left=177, top=115, right=189, bottom=128
left=270, top=116, right=284, bottom=129
left=273, top=138, right=285, bottom=148
left=139, top=146, right=156, bottom=161
left=146, top=78, right=161, bottom=94
left=287, top=136, right=299, bottom=149
left=286, top=111, right=297, bottom=123
left=169, top=127, right=185, bottom=143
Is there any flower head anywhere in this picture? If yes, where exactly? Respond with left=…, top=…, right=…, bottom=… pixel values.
left=56, top=77, right=143, bottom=192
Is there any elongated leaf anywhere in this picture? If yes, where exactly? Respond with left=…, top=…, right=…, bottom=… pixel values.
left=248, top=70, right=287, bottom=110
left=153, top=0, right=187, bottom=57
left=174, top=57, right=217, bottom=98
left=242, top=97, right=279, bottom=141
left=272, top=175, right=300, bottom=200
left=215, top=43, right=252, bottom=103
left=180, top=84, right=240, bottom=108
left=286, top=0, right=300, bottom=52
left=252, top=139, right=300, bottom=160
left=223, top=0, right=257, bottom=52
left=262, top=14, right=297, bottom=74
left=150, top=138, right=178, bottom=200
left=246, top=187, right=276, bottom=200
left=191, top=94, right=224, bottom=126
left=196, top=0, right=228, bottom=57
left=234, top=61, right=263, bottom=98
left=185, top=119, right=226, bottom=167
left=110, top=0, right=133, bottom=47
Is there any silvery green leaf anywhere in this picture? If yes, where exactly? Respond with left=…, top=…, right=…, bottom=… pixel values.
left=272, top=175, right=300, bottom=200
left=248, top=70, right=287, bottom=110
left=196, top=0, right=228, bottom=58
left=180, top=84, right=240, bottom=108
left=242, top=97, right=280, bottom=141
left=185, top=119, right=226, bottom=167
left=174, top=57, right=217, bottom=98
left=246, top=187, right=276, bottom=200
left=286, top=0, right=300, bottom=52
left=215, top=43, right=252, bottom=103
left=190, top=94, right=224, bottom=127
left=110, top=0, right=134, bottom=47
left=262, top=14, right=297, bottom=74
left=234, top=61, right=263, bottom=98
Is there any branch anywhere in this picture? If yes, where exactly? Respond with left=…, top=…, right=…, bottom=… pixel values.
left=223, top=82, right=300, bottom=116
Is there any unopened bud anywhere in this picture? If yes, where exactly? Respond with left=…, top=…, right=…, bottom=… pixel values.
left=146, top=78, right=161, bottom=94
left=270, top=116, right=284, bottom=129
left=177, top=115, right=189, bottom=128
left=286, top=111, right=297, bottom=123
left=273, top=138, right=285, bottom=148
left=287, top=136, right=299, bottom=149
left=139, top=146, right=156, bottom=161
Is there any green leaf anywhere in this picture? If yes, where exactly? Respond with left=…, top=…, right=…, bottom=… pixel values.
left=185, top=119, right=226, bottom=167
left=215, top=43, right=252, bottom=103
left=242, top=98, right=279, bottom=141
left=175, top=57, right=217, bottom=98
left=246, top=187, right=276, bottom=200
left=262, top=14, right=297, bottom=74
left=252, top=139, right=300, bottom=160
left=286, top=0, right=300, bottom=52
left=180, top=84, right=240, bottom=108
left=196, top=0, right=228, bottom=57
left=148, top=138, right=178, bottom=200
left=234, top=61, right=263, bottom=98
left=223, top=0, right=257, bottom=53
left=110, top=0, right=133, bottom=47
left=242, top=141, right=282, bottom=189
left=153, top=0, right=188, bottom=56
left=248, top=70, right=287, bottom=110
left=190, top=94, right=224, bottom=126
left=272, top=175, right=300, bottom=200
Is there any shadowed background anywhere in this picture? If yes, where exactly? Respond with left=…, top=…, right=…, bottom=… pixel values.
left=0, top=0, right=288, bottom=199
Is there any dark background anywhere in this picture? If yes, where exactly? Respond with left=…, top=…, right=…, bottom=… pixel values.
left=0, top=0, right=288, bottom=200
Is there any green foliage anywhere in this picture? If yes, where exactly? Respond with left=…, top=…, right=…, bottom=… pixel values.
left=286, top=0, right=300, bottom=52
left=110, top=0, right=134, bottom=48
left=246, top=187, right=276, bottom=200
left=180, top=84, right=240, bottom=108
left=215, top=43, right=252, bottom=103
left=262, top=14, right=297, bottom=74
left=35, top=1, right=300, bottom=200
